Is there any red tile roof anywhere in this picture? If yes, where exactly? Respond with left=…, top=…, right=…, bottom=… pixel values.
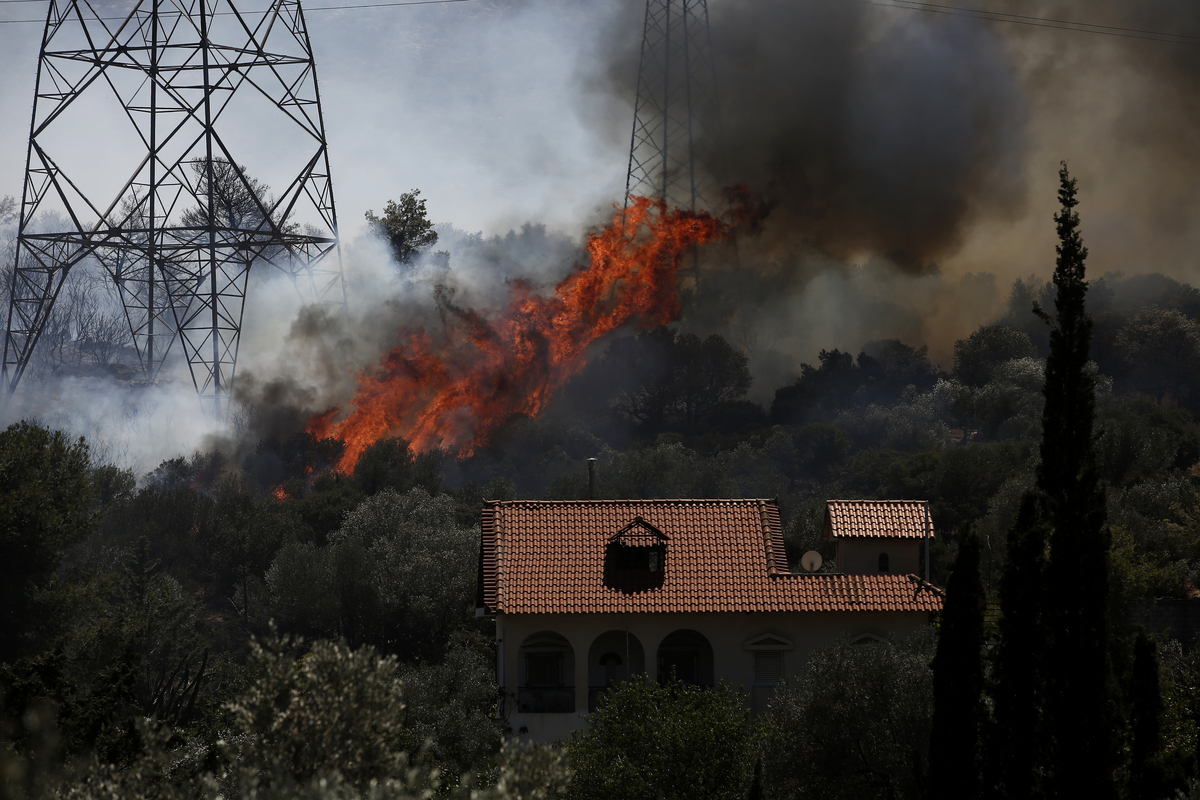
left=824, top=500, right=935, bottom=540
left=480, top=499, right=941, bottom=615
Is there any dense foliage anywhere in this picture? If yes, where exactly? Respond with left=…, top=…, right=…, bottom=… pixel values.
left=0, top=422, right=96, bottom=662
left=6, top=169, right=1200, bottom=797
left=365, top=190, right=440, bottom=266
left=566, top=679, right=757, bottom=800
left=761, top=630, right=937, bottom=800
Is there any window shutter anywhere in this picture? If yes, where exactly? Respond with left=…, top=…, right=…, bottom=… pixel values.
left=754, top=651, right=783, bottom=686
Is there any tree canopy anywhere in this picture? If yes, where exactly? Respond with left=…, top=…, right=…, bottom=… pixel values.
left=566, top=679, right=757, bottom=800
left=365, top=190, right=439, bottom=266
left=763, top=630, right=936, bottom=800
left=952, top=324, right=1037, bottom=387
left=0, top=422, right=96, bottom=662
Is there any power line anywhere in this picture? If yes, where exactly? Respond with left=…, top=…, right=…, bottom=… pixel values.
left=876, top=0, right=1200, bottom=46
left=1, top=0, right=1196, bottom=46
left=0, top=0, right=473, bottom=23
left=308, top=0, right=471, bottom=10
left=903, top=0, right=1200, bottom=41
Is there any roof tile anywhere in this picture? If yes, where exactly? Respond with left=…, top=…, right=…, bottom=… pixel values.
left=824, top=499, right=935, bottom=540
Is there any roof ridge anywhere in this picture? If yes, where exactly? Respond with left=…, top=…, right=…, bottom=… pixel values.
left=773, top=572, right=928, bottom=580
left=827, top=499, right=929, bottom=504
left=487, top=498, right=778, bottom=505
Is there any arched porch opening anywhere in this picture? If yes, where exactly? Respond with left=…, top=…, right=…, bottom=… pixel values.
left=587, top=630, right=646, bottom=711
left=517, top=631, right=575, bottom=713
left=656, top=629, right=714, bottom=687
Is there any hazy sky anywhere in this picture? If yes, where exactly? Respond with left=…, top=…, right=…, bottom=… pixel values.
left=0, top=0, right=630, bottom=239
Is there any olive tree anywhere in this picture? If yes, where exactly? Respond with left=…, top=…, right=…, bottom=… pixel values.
left=0, top=422, right=96, bottom=661
left=952, top=325, right=1037, bottom=387
left=566, top=679, right=757, bottom=800
left=265, top=487, right=477, bottom=660
left=762, top=629, right=936, bottom=800
left=1117, top=308, right=1200, bottom=408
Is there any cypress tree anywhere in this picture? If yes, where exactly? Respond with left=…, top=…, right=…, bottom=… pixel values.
left=987, top=491, right=1050, bottom=799
left=1129, top=630, right=1164, bottom=800
left=1038, top=163, right=1117, bottom=799
left=929, top=526, right=986, bottom=800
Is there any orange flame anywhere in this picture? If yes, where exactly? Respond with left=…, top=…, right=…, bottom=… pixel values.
left=308, top=197, right=726, bottom=471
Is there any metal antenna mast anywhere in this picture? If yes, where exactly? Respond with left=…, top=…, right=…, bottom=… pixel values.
left=4, top=0, right=346, bottom=418
left=624, top=0, right=723, bottom=223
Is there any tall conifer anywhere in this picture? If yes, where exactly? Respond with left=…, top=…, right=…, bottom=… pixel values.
left=1039, top=163, right=1116, bottom=799
left=987, top=491, right=1050, bottom=799
left=1129, top=630, right=1164, bottom=800
left=929, top=527, right=985, bottom=800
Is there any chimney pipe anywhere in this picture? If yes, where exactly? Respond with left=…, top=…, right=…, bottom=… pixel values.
left=587, top=458, right=597, bottom=500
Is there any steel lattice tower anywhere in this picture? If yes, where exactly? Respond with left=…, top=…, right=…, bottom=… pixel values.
left=624, top=0, right=722, bottom=219
left=4, top=0, right=345, bottom=418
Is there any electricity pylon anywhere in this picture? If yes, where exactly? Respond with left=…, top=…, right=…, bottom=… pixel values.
left=624, top=0, right=723, bottom=220
left=4, top=0, right=345, bottom=418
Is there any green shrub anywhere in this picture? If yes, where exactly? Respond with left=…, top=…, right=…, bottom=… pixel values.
left=566, top=679, right=756, bottom=800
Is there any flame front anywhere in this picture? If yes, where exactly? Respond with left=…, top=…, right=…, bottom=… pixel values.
left=308, top=197, right=726, bottom=471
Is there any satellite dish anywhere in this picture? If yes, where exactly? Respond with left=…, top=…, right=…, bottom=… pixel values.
left=801, top=551, right=823, bottom=573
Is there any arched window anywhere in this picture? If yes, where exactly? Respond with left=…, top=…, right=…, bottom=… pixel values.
left=587, top=630, right=646, bottom=711
left=518, top=632, right=574, bottom=713
left=878, top=552, right=890, bottom=573
left=657, top=630, right=715, bottom=687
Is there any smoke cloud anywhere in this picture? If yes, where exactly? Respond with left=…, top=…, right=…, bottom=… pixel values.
left=597, top=0, right=1030, bottom=271
left=589, top=0, right=1200, bottom=382
left=997, top=0, right=1200, bottom=273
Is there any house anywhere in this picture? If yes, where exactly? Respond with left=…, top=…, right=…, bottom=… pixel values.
left=824, top=499, right=934, bottom=576
left=477, top=498, right=941, bottom=742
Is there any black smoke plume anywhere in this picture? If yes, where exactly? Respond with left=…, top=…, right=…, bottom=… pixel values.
left=597, top=0, right=1031, bottom=272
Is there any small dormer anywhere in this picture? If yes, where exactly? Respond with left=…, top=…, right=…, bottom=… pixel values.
left=604, top=516, right=668, bottom=592
left=823, top=500, right=932, bottom=576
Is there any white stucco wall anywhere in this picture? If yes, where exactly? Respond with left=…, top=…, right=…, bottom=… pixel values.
left=497, top=609, right=931, bottom=743
left=836, top=539, right=921, bottom=575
